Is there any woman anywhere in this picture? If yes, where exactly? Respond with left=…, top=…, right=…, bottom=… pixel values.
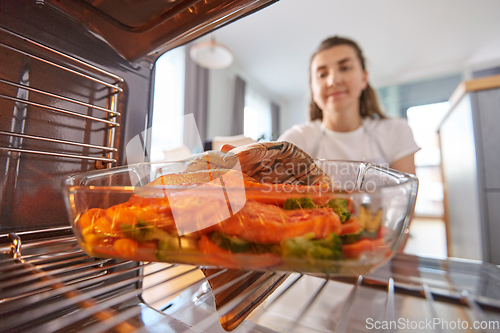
left=279, top=36, right=419, bottom=174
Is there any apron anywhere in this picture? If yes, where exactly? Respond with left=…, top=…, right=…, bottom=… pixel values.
left=311, top=121, right=390, bottom=166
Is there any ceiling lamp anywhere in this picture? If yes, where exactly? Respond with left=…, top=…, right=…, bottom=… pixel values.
left=190, top=37, right=233, bottom=70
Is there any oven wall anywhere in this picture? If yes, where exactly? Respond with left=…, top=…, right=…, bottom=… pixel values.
left=0, top=0, right=153, bottom=233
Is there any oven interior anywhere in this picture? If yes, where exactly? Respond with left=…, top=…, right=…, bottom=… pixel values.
left=1, top=1, right=500, bottom=332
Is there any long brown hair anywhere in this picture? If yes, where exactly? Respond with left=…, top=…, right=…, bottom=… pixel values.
left=309, top=36, right=386, bottom=121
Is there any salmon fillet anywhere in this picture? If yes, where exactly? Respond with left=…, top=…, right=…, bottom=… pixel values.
left=213, top=200, right=341, bottom=243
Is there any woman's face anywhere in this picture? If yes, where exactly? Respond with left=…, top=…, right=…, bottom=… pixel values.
left=310, top=44, right=368, bottom=116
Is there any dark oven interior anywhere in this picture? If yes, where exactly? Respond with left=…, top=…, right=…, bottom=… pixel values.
left=1, top=1, right=500, bottom=332
left=0, top=0, right=276, bottom=234
left=0, top=0, right=148, bottom=233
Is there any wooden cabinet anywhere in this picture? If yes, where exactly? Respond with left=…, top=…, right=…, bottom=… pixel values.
left=439, top=75, right=500, bottom=264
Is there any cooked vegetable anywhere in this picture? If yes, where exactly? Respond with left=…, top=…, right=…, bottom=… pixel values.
left=209, top=232, right=252, bottom=253
left=113, top=238, right=138, bottom=257
left=82, top=232, right=99, bottom=245
left=197, top=235, right=282, bottom=269
left=340, top=232, right=362, bottom=245
left=156, top=237, right=180, bottom=252
left=281, top=232, right=342, bottom=260
left=283, top=197, right=316, bottom=210
left=93, top=216, right=114, bottom=236
left=342, top=238, right=387, bottom=259
left=340, top=217, right=361, bottom=235
left=206, top=232, right=281, bottom=255
left=205, top=232, right=279, bottom=254
left=251, top=242, right=280, bottom=255
left=360, top=230, right=379, bottom=239
left=358, top=205, right=382, bottom=232
left=199, top=234, right=231, bottom=255
left=156, top=236, right=198, bottom=261
left=202, top=230, right=343, bottom=264
left=325, top=199, right=351, bottom=223
left=120, top=220, right=172, bottom=243
left=79, top=208, right=103, bottom=229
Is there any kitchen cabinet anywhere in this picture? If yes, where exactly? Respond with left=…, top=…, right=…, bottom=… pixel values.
left=438, top=75, right=500, bottom=264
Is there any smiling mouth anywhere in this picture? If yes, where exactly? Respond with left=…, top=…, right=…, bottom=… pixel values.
left=327, top=91, right=346, bottom=98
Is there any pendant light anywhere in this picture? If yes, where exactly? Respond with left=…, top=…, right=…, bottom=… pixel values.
left=190, top=36, right=233, bottom=70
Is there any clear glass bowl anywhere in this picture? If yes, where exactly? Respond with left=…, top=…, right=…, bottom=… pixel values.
left=64, top=160, right=418, bottom=276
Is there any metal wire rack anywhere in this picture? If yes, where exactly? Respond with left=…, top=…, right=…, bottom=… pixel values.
left=0, top=26, right=123, bottom=165
left=1, top=228, right=499, bottom=333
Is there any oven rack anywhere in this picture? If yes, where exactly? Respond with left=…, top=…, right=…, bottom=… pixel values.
left=1, top=228, right=499, bottom=333
left=0, top=27, right=122, bottom=165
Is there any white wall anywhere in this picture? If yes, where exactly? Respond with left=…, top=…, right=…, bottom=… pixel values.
left=207, top=67, right=236, bottom=139
left=282, top=93, right=309, bottom=135
left=207, top=64, right=288, bottom=140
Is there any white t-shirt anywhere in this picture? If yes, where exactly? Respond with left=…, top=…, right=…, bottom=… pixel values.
left=278, top=118, right=419, bottom=167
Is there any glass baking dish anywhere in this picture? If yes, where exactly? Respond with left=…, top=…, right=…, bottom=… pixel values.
left=64, top=159, right=418, bottom=276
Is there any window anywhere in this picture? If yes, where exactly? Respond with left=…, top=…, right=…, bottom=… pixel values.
left=150, top=46, right=186, bottom=162
left=243, top=85, right=272, bottom=141
left=407, top=102, right=449, bottom=217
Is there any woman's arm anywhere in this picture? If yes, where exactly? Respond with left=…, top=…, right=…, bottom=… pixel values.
left=389, top=153, right=416, bottom=175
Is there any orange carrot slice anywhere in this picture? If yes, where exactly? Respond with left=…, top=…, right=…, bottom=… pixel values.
left=340, top=217, right=361, bottom=235
left=342, top=238, right=387, bottom=259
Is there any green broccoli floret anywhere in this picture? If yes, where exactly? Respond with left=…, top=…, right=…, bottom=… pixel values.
left=325, top=198, right=351, bottom=223
left=208, top=232, right=281, bottom=254
left=155, top=236, right=198, bottom=261
left=156, top=239, right=174, bottom=261
left=280, top=232, right=315, bottom=257
left=340, top=232, right=361, bottom=245
left=251, top=242, right=281, bottom=255
left=281, top=232, right=342, bottom=261
left=120, top=220, right=173, bottom=243
left=283, top=197, right=316, bottom=210
left=209, top=232, right=251, bottom=253
left=155, top=238, right=180, bottom=261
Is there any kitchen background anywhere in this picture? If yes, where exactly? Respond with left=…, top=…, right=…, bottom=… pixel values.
left=147, top=0, right=500, bottom=261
